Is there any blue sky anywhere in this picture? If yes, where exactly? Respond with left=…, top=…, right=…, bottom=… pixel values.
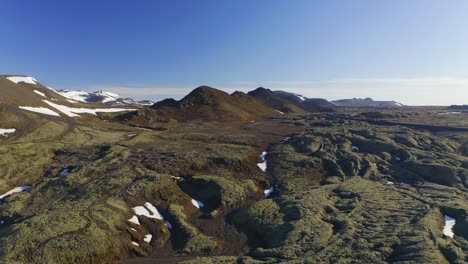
left=1, top=0, right=468, bottom=105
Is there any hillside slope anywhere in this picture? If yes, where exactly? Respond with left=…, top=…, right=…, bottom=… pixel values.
left=248, top=87, right=306, bottom=113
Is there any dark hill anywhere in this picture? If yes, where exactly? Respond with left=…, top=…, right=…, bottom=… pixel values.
left=247, top=87, right=305, bottom=113
left=263, top=88, right=334, bottom=112
left=121, top=86, right=278, bottom=126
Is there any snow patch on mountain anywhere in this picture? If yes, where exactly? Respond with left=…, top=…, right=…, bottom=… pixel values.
left=0, top=128, right=16, bottom=136
left=55, top=89, right=153, bottom=105
left=33, top=90, right=46, bottom=97
left=55, top=90, right=90, bottom=102
left=7, top=76, right=37, bottom=85
left=19, top=106, right=61, bottom=116
left=43, top=100, right=134, bottom=117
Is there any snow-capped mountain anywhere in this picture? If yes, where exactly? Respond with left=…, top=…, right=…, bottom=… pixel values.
left=56, top=90, right=154, bottom=106
left=0, top=75, right=136, bottom=119
left=332, top=98, right=405, bottom=108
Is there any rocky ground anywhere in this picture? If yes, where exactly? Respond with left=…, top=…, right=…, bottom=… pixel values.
left=0, top=106, right=467, bottom=263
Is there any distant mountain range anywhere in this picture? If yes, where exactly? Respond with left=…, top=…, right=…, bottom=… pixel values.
left=55, top=89, right=154, bottom=106
left=332, top=97, right=404, bottom=108
left=0, top=74, right=406, bottom=128
left=272, top=91, right=405, bottom=108
left=118, top=86, right=336, bottom=128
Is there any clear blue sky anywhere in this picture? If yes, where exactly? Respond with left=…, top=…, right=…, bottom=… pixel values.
left=1, top=0, right=468, bottom=105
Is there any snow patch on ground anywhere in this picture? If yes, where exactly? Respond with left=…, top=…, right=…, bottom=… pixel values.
left=43, top=100, right=134, bottom=117
left=7, top=76, right=37, bottom=84
left=131, top=241, right=139, bottom=247
left=443, top=215, right=456, bottom=238
left=352, top=146, right=360, bottom=152
left=282, top=137, right=291, bottom=142
left=191, top=198, right=204, bottom=208
left=19, top=106, right=61, bottom=116
left=130, top=227, right=137, bottom=232
left=386, top=181, right=394, bottom=185
left=276, top=110, right=285, bottom=114
left=0, top=129, right=16, bottom=136
left=257, top=151, right=268, bottom=172
left=33, top=90, right=46, bottom=97
left=0, top=186, right=32, bottom=201
left=171, top=176, right=185, bottom=182
left=144, top=234, right=152, bottom=243
left=264, top=186, right=274, bottom=197
left=128, top=215, right=140, bottom=225
left=59, top=168, right=70, bottom=177
left=144, top=202, right=164, bottom=220
left=130, top=202, right=171, bottom=230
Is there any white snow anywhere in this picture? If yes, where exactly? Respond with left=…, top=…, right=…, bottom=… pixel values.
left=131, top=228, right=137, bottom=232
left=257, top=151, right=268, bottom=172
left=295, top=95, right=306, bottom=101
left=443, top=215, right=456, bottom=238
left=0, top=220, right=4, bottom=225
left=55, top=90, right=90, bottom=102
left=144, top=202, right=164, bottom=220
left=19, top=106, right=61, bottom=117
left=438, top=111, right=462, bottom=115
left=393, top=156, right=401, bottom=161
left=55, top=90, right=120, bottom=103
left=386, top=181, right=394, bottom=185
left=191, top=199, right=204, bottom=208
left=132, top=202, right=164, bottom=220
left=6, top=76, right=37, bottom=85
left=144, top=234, right=152, bottom=243
left=94, top=91, right=120, bottom=103
left=130, top=202, right=170, bottom=230
left=43, top=100, right=134, bottom=117
left=128, top=215, right=140, bottom=225
left=131, top=241, right=140, bottom=247
left=0, top=129, right=16, bottom=136
left=264, top=186, right=274, bottom=197
left=276, top=110, right=285, bottom=114
left=282, top=137, right=291, bottom=142
left=171, top=176, right=185, bottom=182
left=59, top=168, right=70, bottom=177
left=352, top=146, right=360, bottom=152
left=33, top=90, right=46, bottom=97
left=0, top=186, right=32, bottom=201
